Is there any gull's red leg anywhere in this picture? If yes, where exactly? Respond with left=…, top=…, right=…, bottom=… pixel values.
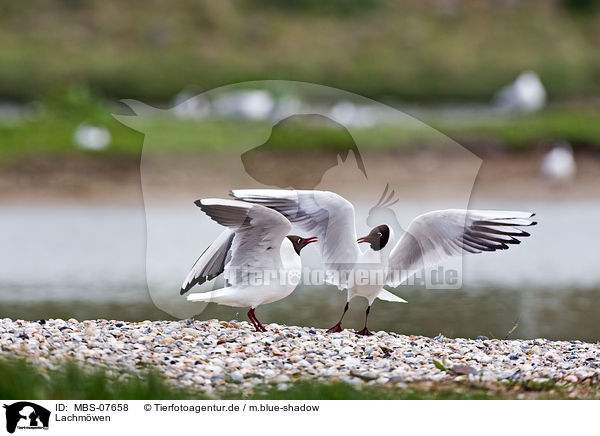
left=247, top=308, right=261, bottom=332
left=248, top=308, right=267, bottom=332
left=254, top=310, right=267, bottom=332
left=327, top=302, right=349, bottom=333
left=356, top=305, right=373, bottom=336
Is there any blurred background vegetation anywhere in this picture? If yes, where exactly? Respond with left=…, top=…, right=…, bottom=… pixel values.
left=0, top=0, right=599, bottom=163
left=1, top=0, right=600, bottom=102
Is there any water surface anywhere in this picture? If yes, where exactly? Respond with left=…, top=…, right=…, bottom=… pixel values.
left=1, top=202, right=598, bottom=341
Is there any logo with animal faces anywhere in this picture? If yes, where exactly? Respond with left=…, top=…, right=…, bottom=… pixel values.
left=3, top=402, right=50, bottom=433
left=114, top=80, right=482, bottom=318
left=241, top=114, right=367, bottom=189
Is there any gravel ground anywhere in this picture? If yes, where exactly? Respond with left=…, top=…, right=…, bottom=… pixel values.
left=1, top=318, right=599, bottom=394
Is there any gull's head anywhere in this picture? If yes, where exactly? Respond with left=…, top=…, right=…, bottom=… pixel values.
left=357, top=224, right=390, bottom=251
left=287, top=235, right=318, bottom=255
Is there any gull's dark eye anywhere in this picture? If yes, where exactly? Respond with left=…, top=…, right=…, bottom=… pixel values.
left=298, top=238, right=302, bottom=244
left=377, top=232, right=382, bottom=237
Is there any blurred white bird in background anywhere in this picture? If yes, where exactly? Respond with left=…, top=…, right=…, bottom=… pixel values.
left=171, top=90, right=211, bottom=120
left=271, top=95, right=303, bottom=120
left=494, top=70, right=547, bottom=113
left=212, top=90, right=275, bottom=120
left=329, top=100, right=385, bottom=128
left=73, top=123, right=111, bottom=151
left=540, top=141, right=577, bottom=182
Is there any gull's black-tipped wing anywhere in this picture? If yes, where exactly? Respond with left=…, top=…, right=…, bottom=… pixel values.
left=180, top=230, right=235, bottom=295
left=387, top=209, right=537, bottom=287
left=181, top=198, right=292, bottom=294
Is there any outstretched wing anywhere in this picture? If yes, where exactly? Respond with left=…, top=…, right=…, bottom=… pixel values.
left=231, top=189, right=360, bottom=287
left=387, top=209, right=537, bottom=287
left=195, top=198, right=292, bottom=287
left=180, top=230, right=235, bottom=295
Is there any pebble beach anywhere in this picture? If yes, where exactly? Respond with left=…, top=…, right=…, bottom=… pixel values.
left=1, top=318, right=599, bottom=394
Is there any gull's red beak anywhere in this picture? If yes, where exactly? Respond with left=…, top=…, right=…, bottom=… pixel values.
left=304, top=236, right=319, bottom=245
left=357, top=236, right=369, bottom=244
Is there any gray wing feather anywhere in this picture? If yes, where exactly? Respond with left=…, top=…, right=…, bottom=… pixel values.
left=231, top=189, right=361, bottom=289
left=194, top=198, right=292, bottom=287
left=231, top=189, right=360, bottom=266
left=180, top=230, right=235, bottom=295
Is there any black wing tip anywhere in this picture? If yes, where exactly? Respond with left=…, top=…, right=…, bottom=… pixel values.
left=530, top=221, right=538, bottom=226
left=180, top=275, right=210, bottom=296
left=194, top=199, right=203, bottom=208
left=180, top=279, right=196, bottom=295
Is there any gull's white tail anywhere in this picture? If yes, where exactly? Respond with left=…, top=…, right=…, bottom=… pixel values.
left=377, top=289, right=408, bottom=303
left=186, top=288, right=247, bottom=307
